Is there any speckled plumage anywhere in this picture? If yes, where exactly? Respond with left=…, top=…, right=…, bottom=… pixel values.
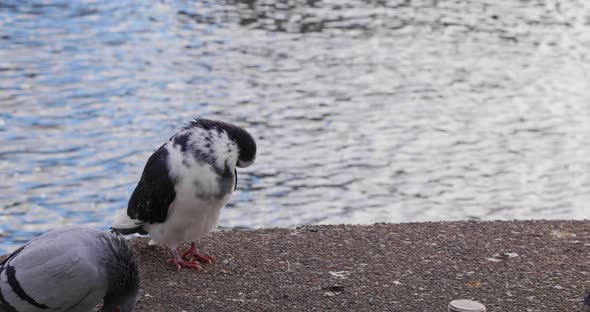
left=111, top=118, right=256, bottom=270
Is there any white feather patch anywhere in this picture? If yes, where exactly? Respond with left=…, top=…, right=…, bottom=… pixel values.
left=112, top=208, right=141, bottom=229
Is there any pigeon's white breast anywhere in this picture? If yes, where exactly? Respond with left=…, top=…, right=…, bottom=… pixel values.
left=152, top=192, right=231, bottom=246
left=145, top=142, right=234, bottom=247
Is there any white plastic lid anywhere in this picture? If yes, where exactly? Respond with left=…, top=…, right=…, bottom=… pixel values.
left=448, top=299, right=486, bottom=312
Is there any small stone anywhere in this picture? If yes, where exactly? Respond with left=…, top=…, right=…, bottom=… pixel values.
left=551, top=230, right=576, bottom=238
left=466, top=281, right=481, bottom=288
left=329, top=271, right=352, bottom=279
left=324, top=285, right=344, bottom=292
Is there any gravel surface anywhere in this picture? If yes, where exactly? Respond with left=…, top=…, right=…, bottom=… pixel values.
left=130, top=220, right=589, bottom=311
left=2, top=220, right=590, bottom=311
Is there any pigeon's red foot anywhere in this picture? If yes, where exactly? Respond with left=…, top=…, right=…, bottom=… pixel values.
left=166, top=258, right=202, bottom=271
left=181, top=242, right=216, bottom=264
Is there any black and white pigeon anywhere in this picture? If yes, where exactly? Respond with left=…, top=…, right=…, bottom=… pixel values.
left=0, top=226, right=140, bottom=312
left=111, top=118, right=256, bottom=271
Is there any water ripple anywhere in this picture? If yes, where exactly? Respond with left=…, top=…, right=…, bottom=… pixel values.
left=1, top=0, right=590, bottom=253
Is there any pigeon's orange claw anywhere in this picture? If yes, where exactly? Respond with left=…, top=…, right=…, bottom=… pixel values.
left=166, top=258, right=202, bottom=271
left=180, top=242, right=215, bottom=264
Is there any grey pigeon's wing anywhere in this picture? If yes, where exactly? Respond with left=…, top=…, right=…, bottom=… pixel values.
left=0, top=245, right=27, bottom=311
left=0, top=228, right=104, bottom=312
left=0, top=245, right=25, bottom=266
left=127, top=144, right=177, bottom=224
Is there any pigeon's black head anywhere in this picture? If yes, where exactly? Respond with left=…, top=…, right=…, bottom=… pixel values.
left=187, top=118, right=257, bottom=168
left=101, top=233, right=140, bottom=312
left=232, top=127, right=256, bottom=168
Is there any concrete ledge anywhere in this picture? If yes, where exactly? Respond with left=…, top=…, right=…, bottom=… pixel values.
left=132, top=220, right=589, bottom=311
left=2, top=220, right=589, bottom=311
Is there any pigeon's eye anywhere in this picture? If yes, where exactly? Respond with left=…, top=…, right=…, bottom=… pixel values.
left=114, top=306, right=121, bottom=312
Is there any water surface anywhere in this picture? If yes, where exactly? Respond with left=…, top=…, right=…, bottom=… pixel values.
left=1, top=0, right=590, bottom=253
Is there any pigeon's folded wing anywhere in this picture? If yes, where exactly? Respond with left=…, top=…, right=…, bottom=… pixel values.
left=127, top=144, right=177, bottom=224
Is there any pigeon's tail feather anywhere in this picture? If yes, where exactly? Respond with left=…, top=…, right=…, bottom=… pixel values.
left=111, top=209, right=147, bottom=235
left=110, top=226, right=146, bottom=235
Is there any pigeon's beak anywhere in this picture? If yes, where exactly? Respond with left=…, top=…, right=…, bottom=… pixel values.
left=237, top=159, right=254, bottom=168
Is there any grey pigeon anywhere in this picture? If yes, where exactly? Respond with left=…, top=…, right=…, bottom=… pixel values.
left=0, top=226, right=140, bottom=312
left=111, top=118, right=256, bottom=271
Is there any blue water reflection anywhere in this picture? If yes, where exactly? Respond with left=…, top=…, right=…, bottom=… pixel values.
left=1, top=0, right=590, bottom=253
